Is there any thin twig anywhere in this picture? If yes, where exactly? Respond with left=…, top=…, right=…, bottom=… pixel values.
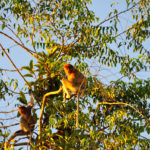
left=6, top=26, right=24, bottom=45
left=0, top=31, right=34, bottom=55
left=115, top=27, right=133, bottom=38
left=95, top=102, right=150, bottom=122
left=0, top=116, right=17, bottom=120
left=7, top=88, right=23, bottom=94
left=13, top=136, right=29, bottom=144
left=68, top=0, right=142, bottom=48
left=0, top=123, right=19, bottom=128
left=13, top=142, right=29, bottom=146
left=0, top=68, right=23, bottom=72
left=52, top=102, right=64, bottom=116
left=0, top=44, right=30, bottom=88
left=31, top=16, right=37, bottom=53
left=93, top=0, right=141, bottom=28
left=0, top=108, right=18, bottom=113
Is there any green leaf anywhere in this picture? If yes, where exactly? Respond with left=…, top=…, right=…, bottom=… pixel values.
left=17, top=92, right=27, bottom=104
left=30, top=60, right=33, bottom=70
left=24, top=74, right=33, bottom=77
left=2, top=23, right=5, bottom=30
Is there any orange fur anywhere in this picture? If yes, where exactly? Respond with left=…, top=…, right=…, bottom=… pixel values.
left=62, top=64, right=85, bottom=100
left=19, top=106, right=35, bottom=132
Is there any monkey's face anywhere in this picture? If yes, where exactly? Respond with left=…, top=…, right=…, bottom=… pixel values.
left=64, top=64, right=74, bottom=75
left=18, top=106, right=27, bottom=116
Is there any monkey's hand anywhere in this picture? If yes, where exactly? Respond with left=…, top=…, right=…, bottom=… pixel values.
left=64, top=88, right=85, bottom=100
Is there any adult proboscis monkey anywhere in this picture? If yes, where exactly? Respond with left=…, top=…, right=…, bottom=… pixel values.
left=62, top=64, right=86, bottom=100
left=62, top=64, right=86, bottom=128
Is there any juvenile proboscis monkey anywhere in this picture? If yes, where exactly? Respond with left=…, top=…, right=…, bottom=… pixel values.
left=62, top=64, right=86, bottom=100
left=7, top=105, right=35, bottom=143
left=19, top=105, right=35, bottom=132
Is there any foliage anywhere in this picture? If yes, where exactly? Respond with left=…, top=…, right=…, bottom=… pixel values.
left=0, top=0, right=150, bottom=149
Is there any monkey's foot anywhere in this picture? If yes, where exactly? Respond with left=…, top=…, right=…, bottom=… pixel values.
left=64, top=95, right=71, bottom=100
left=64, top=93, right=78, bottom=100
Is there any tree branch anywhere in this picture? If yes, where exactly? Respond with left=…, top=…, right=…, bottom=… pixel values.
left=0, top=44, right=30, bottom=88
left=95, top=102, right=150, bottom=122
left=0, top=109, right=18, bottom=113
left=0, top=68, right=23, bottom=72
left=0, top=123, right=19, bottom=128
left=0, top=116, right=17, bottom=120
left=7, top=142, right=29, bottom=147
left=68, top=1, right=142, bottom=48
left=0, top=31, right=34, bottom=55
left=6, top=25, right=24, bottom=45
left=93, top=0, right=142, bottom=28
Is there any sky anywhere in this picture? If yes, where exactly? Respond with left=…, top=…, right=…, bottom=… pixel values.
left=0, top=0, right=150, bottom=148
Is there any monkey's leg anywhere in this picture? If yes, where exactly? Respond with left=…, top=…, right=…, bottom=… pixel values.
left=62, top=78, right=79, bottom=99
left=62, top=79, right=72, bottom=99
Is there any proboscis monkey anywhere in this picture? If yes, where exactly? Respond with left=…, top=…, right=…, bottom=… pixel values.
left=7, top=105, right=35, bottom=144
left=18, top=105, right=35, bottom=132
left=62, top=64, right=86, bottom=100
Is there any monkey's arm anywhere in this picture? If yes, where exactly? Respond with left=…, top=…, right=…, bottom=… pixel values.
left=20, top=117, right=31, bottom=132
left=20, top=116, right=35, bottom=132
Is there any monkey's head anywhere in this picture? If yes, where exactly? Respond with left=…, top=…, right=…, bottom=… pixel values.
left=64, top=64, right=74, bottom=75
left=18, top=106, right=30, bottom=116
